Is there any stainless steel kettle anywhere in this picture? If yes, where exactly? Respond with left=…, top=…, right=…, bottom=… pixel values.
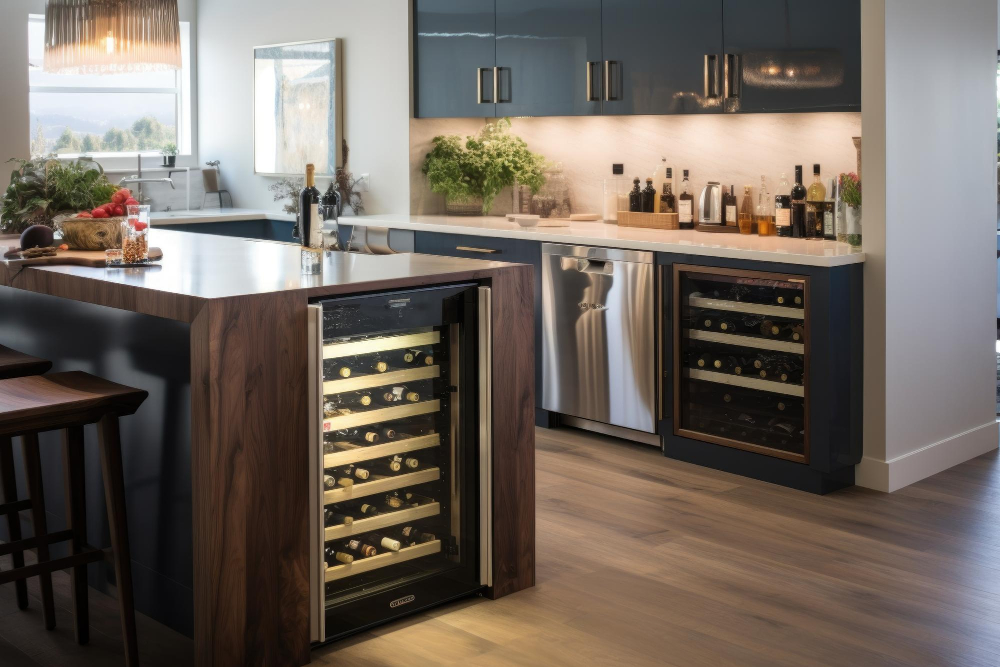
left=699, top=181, right=722, bottom=223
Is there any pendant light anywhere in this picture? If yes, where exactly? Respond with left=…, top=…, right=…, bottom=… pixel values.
left=43, top=0, right=182, bottom=75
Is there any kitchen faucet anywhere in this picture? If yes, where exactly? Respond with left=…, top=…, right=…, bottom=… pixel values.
left=119, top=153, right=175, bottom=202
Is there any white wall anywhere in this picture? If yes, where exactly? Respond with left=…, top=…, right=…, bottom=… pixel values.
left=857, top=0, right=999, bottom=491
left=196, top=0, right=412, bottom=215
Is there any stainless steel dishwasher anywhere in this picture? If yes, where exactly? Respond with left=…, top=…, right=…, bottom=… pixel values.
left=541, top=243, right=657, bottom=434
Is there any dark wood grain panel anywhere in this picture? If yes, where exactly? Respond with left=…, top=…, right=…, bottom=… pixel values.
left=190, top=292, right=310, bottom=667
left=487, top=265, right=536, bottom=599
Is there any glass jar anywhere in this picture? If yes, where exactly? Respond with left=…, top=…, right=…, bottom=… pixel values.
left=603, top=177, right=626, bottom=223
left=532, top=163, right=571, bottom=219
left=122, top=204, right=150, bottom=264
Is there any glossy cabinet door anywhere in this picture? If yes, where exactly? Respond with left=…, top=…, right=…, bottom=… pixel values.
left=721, top=0, right=861, bottom=113
left=413, top=0, right=496, bottom=118
left=601, top=0, right=723, bottom=115
left=494, top=0, right=603, bottom=117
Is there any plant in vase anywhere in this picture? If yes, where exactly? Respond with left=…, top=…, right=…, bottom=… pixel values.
left=161, top=143, right=178, bottom=168
left=422, top=118, right=546, bottom=215
left=838, top=172, right=862, bottom=248
left=1, top=157, right=118, bottom=234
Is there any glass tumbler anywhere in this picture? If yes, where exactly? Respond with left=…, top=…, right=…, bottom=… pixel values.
left=123, top=204, right=150, bottom=264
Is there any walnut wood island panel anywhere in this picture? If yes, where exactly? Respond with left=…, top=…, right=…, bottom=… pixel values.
left=0, top=230, right=535, bottom=666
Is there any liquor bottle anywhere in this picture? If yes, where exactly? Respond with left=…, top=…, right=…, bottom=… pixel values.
left=738, top=185, right=754, bottom=234
left=659, top=181, right=676, bottom=215
left=324, top=509, right=353, bottom=526
left=641, top=178, right=657, bottom=213
left=368, top=532, right=401, bottom=552
left=298, top=163, right=323, bottom=274
left=652, top=158, right=668, bottom=213
left=402, top=349, right=434, bottom=366
left=774, top=173, right=792, bottom=237
left=377, top=385, right=421, bottom=404
left=678, top=170, right=694, bottom=229
left=790, top=165, right=807, bottom=238
left=333, top=426, right=380, bottom=444
left=822, top=177, right=836, bottom=240
left=629, top=177, right=642, bottom=212
left=722, top=185, right=738, bottom=228
left=805, top=164, right=826, bottom=239
left=325, top=546, right=354, bottom=565
left=756, top=175, right=775, bottom=236
left=339, top=463, right=370, bottom=480
left=342, top=538, right=377, bottom=558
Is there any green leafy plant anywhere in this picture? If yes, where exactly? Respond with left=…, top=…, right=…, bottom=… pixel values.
left=421, top=118, right=546, bottom=213
left=838, top=172, right=861, bottom=207
left=1, top=157, right=118, bottom=234
left=161, top=143, right=178, bottom=156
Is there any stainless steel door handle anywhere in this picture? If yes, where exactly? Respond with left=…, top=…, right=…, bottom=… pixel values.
left=477, top=67, right=490, bottom=104
left=604, top=60, right=620, bottom=101
left=704, top=54, right=720, bottom=99
left=456, top=246, right=500, bottom=254
left=493, top=66, right=500, bottom=104
left=477, top=287, right=493, bottom=588
left=586, top=61, right=601, bottom=102
left=724, top=53, right=742, bottom=101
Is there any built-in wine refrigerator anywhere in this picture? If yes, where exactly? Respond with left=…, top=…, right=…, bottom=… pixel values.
left=673, top=265, right=809, bottom=463
left=307, top=284, right=492, bottom=643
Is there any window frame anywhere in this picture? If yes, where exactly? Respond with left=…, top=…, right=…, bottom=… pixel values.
left=27, top=14, right=195, bottom=172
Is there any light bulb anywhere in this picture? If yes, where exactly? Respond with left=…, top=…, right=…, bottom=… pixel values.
left=105, top=31, right=115, bottom=54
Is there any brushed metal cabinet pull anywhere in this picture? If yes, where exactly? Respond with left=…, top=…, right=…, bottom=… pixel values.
left=724, top=53, right=742, bottom=100
left=493, top=66, right=500, bottom=104
left=477, top=67, right=489, bottom=104
left=456, top=246, right=500, bottom=254
left=586, top=61, right=601, bottom=102
left=604, top=61, right=620, bottom=101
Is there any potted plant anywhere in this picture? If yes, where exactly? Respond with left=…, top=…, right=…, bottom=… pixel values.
left=839, top=172, right=862, bottom=248
left=2, top=157, right=117, bottom=235
left=161, top=143, right=178, bottom=168
left=421, top=118, right=546, bottom=215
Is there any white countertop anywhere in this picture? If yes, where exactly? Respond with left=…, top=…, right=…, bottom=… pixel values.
left=351, top=214, right=865, bottom=267
left=147, top=209, right=864, bottom=267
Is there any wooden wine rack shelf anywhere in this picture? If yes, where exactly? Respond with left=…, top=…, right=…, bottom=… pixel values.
left=324, top=502, right=440, bottom=541
left=325, top=540, right=442, bottom=582
left=688, top=296, right=805, bottom=320
left=323, top=400, right=441, bottom=432
left=685, top=329, right=805, bottom=355
left=323, top=331, right=440, bottom=360
left=323, top=365, right=440, bottom=395
left=323, top=433, right=440, bottom=468
left=685, top=368, right=805, bottom=398
left=324, top=467, right=441, bottom=505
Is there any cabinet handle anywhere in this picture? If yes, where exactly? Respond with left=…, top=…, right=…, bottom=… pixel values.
left=476, top=67, right=490, bottom=104
left=704, top=54, right=720, bottom=99
left=604, top=60, right=620, bottom=101
left=586, top=61, right=601, bottom=102
left=493, top=66, right=500, bottom=104
left=456, top=246, right=500, bottom=254
left=724, top=53, right=742, bottom=101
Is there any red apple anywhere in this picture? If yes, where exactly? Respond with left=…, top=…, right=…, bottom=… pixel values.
left=91, top=208, right=109, bottom=218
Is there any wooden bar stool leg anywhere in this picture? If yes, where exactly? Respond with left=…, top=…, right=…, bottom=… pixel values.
left=0, top=435, right=29, bottom=610
left=62, top=426, right=89, bottom=645
left=21, top=433, right=56, bottom=630
left=97, top=415, right=139, bottom=666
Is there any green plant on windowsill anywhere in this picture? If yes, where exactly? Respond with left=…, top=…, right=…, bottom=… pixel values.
left=421, top=118, right=546, bottom=215
left=1, top=157, right=118, bottom=235
left=161, top=143, right=178, bottom=157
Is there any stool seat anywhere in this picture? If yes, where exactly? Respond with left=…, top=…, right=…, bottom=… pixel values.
left=0, top=372, right=147, bottom=436
left=0, top=345, right=52, bottom=380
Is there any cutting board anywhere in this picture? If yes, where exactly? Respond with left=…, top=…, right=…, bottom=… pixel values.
left=2, top=247, right=163, bottom=268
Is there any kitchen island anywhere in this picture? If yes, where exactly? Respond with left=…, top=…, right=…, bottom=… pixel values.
left=0, top=230, right=535, bottom=666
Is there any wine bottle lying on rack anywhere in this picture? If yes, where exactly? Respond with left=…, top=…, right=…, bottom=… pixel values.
left=368, top=532, right=402, bottom=552
left=345, top=501, right=380, bottom=518
left=403, top=491, right=435, bottom=505
left=370, top=455, right=421, bottom=475
left=325, top=545, right=355, bottom=565
left=333, top=463, right=370, bottom=481
left=402, top=349, right=435, bottom=366
left=774, top=290, right=803, bottom=306
left=383, top=491, right=407, bottom=510
left=376, top=385, right=421, bottom=405
left=323, top=474, right=352, bottom=490
left=324, top=391, right=373, bottom=414
left=324, top=509, right=353, bottom=526
left=397, top=525, right=436, bottom=546
left=340, top=538, right=377, bottom=558
left=332, top=427, right=381, bottom=444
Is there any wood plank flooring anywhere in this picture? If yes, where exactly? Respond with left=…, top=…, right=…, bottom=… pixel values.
left=3, top=425, right=1000, bottom=666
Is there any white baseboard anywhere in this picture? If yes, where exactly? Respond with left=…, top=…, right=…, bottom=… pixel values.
left=856, top=421, right=999, bottom=492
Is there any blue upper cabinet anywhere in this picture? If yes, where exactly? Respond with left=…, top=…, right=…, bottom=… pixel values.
left=601, top=0, right=724, bottom=115
left=413, top=0, right=497, bottom=118
left=721, top=0, right=861, bottom=113
left=494, top=0, right=603, bottom=117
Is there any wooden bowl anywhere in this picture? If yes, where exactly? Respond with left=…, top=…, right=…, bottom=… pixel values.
left=58, top=217, right=124, bottom=250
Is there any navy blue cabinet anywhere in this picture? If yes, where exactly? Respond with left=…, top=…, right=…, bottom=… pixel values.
left=413, top=0, right=497, bottom=118
left=722, top=0, right=861, bottom=113
left=495, top=0, right=603, bottom=117
left=601, top=0, right=724, bottom=115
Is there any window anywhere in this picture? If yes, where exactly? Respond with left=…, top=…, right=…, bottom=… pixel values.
left=27, top=15, right=193, bottom=163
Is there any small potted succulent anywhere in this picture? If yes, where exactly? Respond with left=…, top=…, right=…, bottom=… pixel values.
left=161, top=143, right=178, bottom=168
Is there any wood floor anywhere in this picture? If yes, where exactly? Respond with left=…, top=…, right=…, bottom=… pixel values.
left=3, top=425, right=1000, bottom=666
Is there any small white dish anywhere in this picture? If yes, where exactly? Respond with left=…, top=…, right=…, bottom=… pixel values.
left=512, top=215, right=540, bottom=227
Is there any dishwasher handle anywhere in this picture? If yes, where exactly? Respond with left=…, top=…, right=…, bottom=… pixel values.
left=561, top=256, right=615, bottom=275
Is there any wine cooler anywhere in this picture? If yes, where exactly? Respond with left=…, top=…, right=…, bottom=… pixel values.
left=307, top=284, right=491, bottom=643
left=673, top=265, right=809, bottom=463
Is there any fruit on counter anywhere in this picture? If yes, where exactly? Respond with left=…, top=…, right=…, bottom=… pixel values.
left=74, top=211, right=92, bottom=218
left=125, top=198, right=139, bottom=207
left=111, top=188, right=132, bottom=205
left=19, top=224, right=55, bottom=250
left=58, top=244, right=69, bottom=251
left=91, top=207, right=109, bottom=218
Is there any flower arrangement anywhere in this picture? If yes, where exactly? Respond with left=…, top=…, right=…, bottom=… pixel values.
left=421, top=118, right=546, bottom=214
left=839, top=172, right=861, bottom=207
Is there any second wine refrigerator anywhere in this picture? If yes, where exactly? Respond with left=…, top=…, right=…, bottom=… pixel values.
left=308, top=284, right=492, bottom=643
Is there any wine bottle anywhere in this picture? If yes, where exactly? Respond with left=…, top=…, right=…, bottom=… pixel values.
left=325, top=546, right=354, bottom=565
left=402, top=349, right=434, bottom=366
left=805, top=164, right=826, bottom=239
left=323, top=474, right=338, bottom=491
left=372, top=454, right=420, bottom=474
left=718, top=318, right=740, bottom=334
left=327, top=362, right=352, bottom=378
left=774, top=173, right=792, bottom=237
left=738, top=185, right=754, bottom=234
left=678, top=170, right=694, bottom=229
left=756, top=175, right=775, bottom=236
left=774, top=290, right=802, bottom=306
left=323, top=391, right=373, bottom=415
left=694, top=353, right=713, bottom=369
left=298, top=163, right=323, bottom=274
left=629, top=177, right=642, bottom=212
left=722, top=185, right=738, bottom=228
left=339, top=463, right=370, bottom=480
left=321, top=181, right=341, bottom=221
left=790, top=324, right=805, bottom=342
left=383, top=490, right=406, bottom=510
left=398, top=525, right=436, bottom=545
left=324, top=509, right=353, bottom=526
left=641, top=178, right=656, bottom=213
left=342, top=538, right=377, bottom=558
left=377, top=385, right=421, bottom=404
left=403, top=491, right=435, bottom=505
left=368, top=532, right=401, bottom=552
left=333, top=427, right=380, bottom=444
left=355, top=502, right=380, bottom=517
left=790, top=165, right=807, bottom=239
left=374, top=425, right=398, bottom=440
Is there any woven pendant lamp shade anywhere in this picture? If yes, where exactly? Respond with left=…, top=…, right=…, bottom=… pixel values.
left=44, top=0, right=181, bottom=74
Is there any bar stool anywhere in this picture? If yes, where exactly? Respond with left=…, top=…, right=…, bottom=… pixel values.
left=0, top=371, right=147, bottom=666
left=0, top=344, right=52, bottom=611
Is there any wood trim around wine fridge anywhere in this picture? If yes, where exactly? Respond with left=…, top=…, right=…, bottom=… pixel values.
left=671, top=263, right=811, bottom=465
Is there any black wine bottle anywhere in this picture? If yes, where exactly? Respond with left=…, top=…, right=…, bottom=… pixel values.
left=355, top=502, right=380, bottom=517
left=323, top=391, right=373, bottom=415
left=333, top=427, right=380, bottom=444
left=324, top=509, right=353, bottom=526
left=339, top=463, right=370, bottom=480
left=368, top=532, right=401, bottom=552
left=790, top=165, right=807, bottom=238
left=402, top=349, right=434, bottom=366
left=298, top=164, right=323, bottom=273
left=398, top=525, right=436, bottom=545
left=325, top=546, right=354, bottom=565
left=377, top=385, right=421, bottom=404
left=342, top=539, right=377, bottom=558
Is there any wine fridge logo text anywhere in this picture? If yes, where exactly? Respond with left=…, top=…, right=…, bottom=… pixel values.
left=390, top=595, right=415, bottom=609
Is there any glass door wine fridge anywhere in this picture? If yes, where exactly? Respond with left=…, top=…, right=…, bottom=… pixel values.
left=673, top=265, right=809, bottom=463
left=307, top=284, right=491, bottom=643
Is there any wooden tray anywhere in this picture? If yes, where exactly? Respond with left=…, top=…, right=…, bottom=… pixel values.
left=618, top=211, right=680, bottom=230
left=695, top=223, right=740, bottom=234
left=2, top=247, right=163, bottom=268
